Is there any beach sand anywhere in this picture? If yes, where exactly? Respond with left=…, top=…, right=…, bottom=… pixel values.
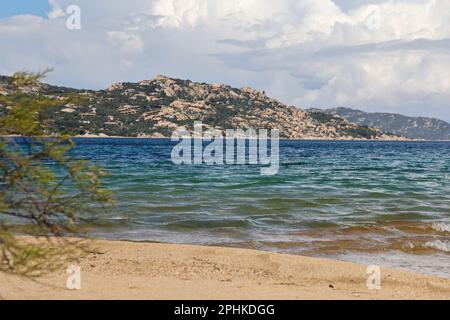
left=1, top=239, right=449, bottom=300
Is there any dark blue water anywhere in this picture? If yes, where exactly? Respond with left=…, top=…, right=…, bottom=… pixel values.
left=72, top=138, right=450, bottom=277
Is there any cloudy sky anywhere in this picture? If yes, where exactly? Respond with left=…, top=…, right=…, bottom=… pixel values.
left=1, top=0, right=450, bottom=120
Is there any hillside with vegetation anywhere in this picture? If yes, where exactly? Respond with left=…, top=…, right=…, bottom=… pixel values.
left=0, top=75, right=403, bottom=140
left=316, top=107, right=450, bottom=140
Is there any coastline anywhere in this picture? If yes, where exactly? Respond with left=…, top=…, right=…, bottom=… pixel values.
left=1, top=134, right=417, bottom=142
left=73, top=134, right=413, bottom=141
left=1, top=239, right=449, bottom=300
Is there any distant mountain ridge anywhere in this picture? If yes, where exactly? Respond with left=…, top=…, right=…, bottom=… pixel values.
left=313, top=107, right=450, bottom=140
left=0, top=75, right=403, bottom=140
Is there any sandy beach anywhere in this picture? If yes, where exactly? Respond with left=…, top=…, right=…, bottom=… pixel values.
left=1, top=239, right=449, bottom=300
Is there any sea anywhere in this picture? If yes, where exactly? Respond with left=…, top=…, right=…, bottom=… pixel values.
left=67, top=138, right=450, bottom=278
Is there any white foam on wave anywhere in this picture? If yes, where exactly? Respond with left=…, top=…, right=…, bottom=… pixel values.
left=431, top=222, right=450, bottom=233
left=424, top=240, right=450, bottom=253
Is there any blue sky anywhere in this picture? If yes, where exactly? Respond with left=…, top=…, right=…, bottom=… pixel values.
left=0, top=0, right=50, bottom=19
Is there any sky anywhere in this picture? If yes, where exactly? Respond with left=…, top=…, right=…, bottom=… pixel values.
left=1, top=0, right=450, bottom=121
left=0, top=1, right=50, bottom=19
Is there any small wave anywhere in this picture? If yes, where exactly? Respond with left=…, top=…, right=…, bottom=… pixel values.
left=163, top=219, right=251, bottom=230
left=281, top=161, right=307, bottom=167
left=431, top=223, right=450, bottom=233
left=424, top=240, right=450, bottom=253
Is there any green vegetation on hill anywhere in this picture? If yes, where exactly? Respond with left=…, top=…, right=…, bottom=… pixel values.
left=318, top=107, right=450, bottom=140
left=0, top=75, right=401, bottom=140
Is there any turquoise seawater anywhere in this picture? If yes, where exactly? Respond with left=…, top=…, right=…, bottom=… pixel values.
left=72, top=138, right=450, bottom=277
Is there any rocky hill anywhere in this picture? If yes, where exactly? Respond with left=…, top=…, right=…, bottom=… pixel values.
left=316, top=107, right=450, bottom=140
left=0, top=75, right=402, bottom=140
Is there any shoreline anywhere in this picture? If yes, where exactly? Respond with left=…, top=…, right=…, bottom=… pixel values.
left=1, top=239, right=449, bottom=300
left=75, top=134, right=415, bottom=141
left=1, top=134, right=419, bottom=141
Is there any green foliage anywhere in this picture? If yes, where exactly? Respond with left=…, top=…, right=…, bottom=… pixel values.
left=11, top=70, right=50, bottom=88
left=0, top=72, right=112, bottom=276
left=309, top=112, right=335, bottom=123
left=342, top=126, right=376, bottom=139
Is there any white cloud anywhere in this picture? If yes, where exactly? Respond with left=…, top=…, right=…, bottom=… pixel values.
left=48, top=0, right=66, bottom=19
left=107, top=31, right=143, bottom=53
left=150, top=0, right=450, bottom=47
left=0, top=0, right=450, bottom=120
